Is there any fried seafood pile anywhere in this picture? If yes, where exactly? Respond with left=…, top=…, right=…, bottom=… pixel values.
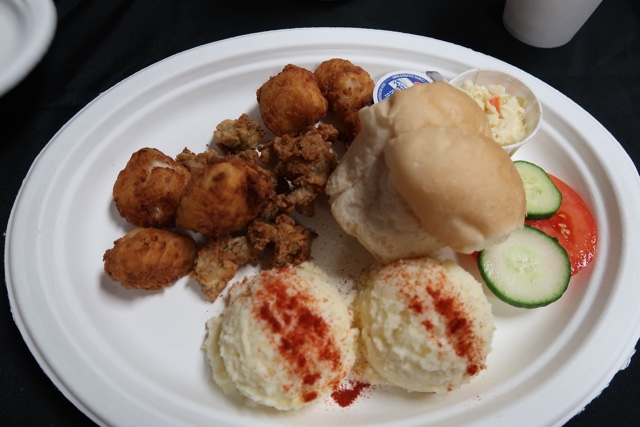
left=258, top=58, right=374, bottom=145
left=103, top=58, right=374, bottom=299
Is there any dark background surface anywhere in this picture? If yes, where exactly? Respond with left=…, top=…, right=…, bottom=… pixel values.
left=2, top=0, right=639, bottom=425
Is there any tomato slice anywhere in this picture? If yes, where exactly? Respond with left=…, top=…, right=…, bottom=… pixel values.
left=525, top=174, right=598, bottom=275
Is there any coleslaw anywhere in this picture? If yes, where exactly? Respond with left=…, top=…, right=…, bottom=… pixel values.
left=459, top=80, right=527, bottom=146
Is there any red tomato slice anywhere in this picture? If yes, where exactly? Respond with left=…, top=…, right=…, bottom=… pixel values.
left=525, top=174, right=598, bottom=275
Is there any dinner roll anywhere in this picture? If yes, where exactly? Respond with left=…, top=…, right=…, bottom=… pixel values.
left=326, top=81, right=525, bottom=261
left=385, top=126, right=526, bottom=253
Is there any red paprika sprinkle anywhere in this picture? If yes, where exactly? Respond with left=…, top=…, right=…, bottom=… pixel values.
left=252, top=266, right=344, bottom=401
left=331, top=380, right=370, bottom=407
left=397, top=262, right=484, bottom=376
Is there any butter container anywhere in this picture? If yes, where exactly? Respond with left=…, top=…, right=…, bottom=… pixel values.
left=373, top=70, right=434, bottom=103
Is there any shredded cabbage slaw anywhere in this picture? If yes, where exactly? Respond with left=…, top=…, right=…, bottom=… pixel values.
left=459, top=80, right=527, bottom=146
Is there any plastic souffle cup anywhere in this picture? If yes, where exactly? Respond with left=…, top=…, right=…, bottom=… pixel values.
left=448, top=68, right=542, bottom=156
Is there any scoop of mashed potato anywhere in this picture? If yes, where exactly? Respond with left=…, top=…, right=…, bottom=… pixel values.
left=355, top=257, right=494, bottom=393
left=203, top=262, right=358, bottom=410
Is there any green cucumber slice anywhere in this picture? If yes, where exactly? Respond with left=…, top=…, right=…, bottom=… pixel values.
left=478, top=225, right=571, bottom=308
left=514, top=160, right=562, bottom=220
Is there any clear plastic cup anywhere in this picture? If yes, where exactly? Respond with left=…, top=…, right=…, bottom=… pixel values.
left=449, top=68, right=542, bottom=156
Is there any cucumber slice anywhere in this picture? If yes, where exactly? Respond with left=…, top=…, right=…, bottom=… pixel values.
left=478, top=225, right=571, bottom=308
left=514, top=160, right=562, bottom=220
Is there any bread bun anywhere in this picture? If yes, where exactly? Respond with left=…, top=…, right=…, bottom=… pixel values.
left=380, top=80, right=493, bottom=138
left=328, top=152, right=444, bottom=264
left=385, top=126, right=526, bottom=253
left=327, top=82, right=491, bottom=197
left=326, top=81, right=525, bottom=261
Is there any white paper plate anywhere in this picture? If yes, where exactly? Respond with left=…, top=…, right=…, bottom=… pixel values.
left=5, top=28, right=640, bottom=427
left=0, top=0, right=56, bottom=97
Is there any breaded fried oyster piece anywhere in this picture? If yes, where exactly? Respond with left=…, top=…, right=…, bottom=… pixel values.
left=175, top=147, right=221, bottom=173
left=314, top=58, right=374, bottom=143
left=112, top=147, right=191, bottom=228
left=256, top=64, right=328, bottom=137
left=261, top=124, right=339, bottom=216
left=248, top=213, right=318, bottom=267
left=193, top=235, right=259, bottom=300
left=214, top=113, right=265, bottom=153
left=175, top=155, right=275, bottom=237
left=103, top=227, right=197, bottom=290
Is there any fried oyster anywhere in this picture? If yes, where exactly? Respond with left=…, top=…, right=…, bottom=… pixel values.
left=192, top=235, right=259, bottom=299
left=214, top=113, right=265, bottom=153
left=248, top=214, right=318, bottom=268
left=261, top=124, right=339, bottom=216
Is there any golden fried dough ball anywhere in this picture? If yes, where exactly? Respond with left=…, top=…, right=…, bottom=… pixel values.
left=103, top=228, right=197, bottom=290
left=256, top=64, right=328, bottom=136
left=175, top=156, right=275, bottom=237
left=113, top=147, right=191, bottom=228
left=314, top=58, right=375, bottom=143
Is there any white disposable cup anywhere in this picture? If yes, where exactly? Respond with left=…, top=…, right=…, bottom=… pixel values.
left=503, top=0, right=602, bottom=48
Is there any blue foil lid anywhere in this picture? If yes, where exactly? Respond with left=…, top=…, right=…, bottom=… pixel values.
left=373, top=70, right=434, bottom=103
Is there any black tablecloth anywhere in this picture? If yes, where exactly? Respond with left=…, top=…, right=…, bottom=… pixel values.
left=2, top=0, right=639, bottom=425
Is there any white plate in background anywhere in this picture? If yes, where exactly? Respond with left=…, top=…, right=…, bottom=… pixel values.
left=0, top=0, right=56, bottom=97
left=5, top=28, right=640, bottom=427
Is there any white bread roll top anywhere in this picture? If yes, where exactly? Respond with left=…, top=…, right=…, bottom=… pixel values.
left=326, top=81, right=525, bottom=261
left=385, top=126, right=526, bottom=253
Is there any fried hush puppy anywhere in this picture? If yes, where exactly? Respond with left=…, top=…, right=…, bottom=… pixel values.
left=103, top=227, right=197, bottom=290
left=314, top=58, right=375, bottom=143
left=256, top=64, right=328, bottom=137
left=175, top=155, right=275, bottom=237
left=113, top=148, right=191, bottom=228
